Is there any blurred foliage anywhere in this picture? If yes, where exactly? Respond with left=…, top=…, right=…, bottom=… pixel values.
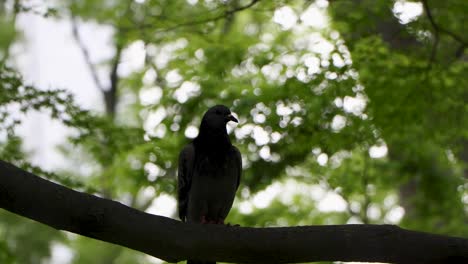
left=0, top=0, right=467, bottom=263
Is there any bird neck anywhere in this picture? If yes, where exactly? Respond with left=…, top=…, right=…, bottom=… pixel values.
left=194, top=126, right=231, bottom=153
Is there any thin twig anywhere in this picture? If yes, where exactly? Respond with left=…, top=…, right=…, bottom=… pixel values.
left=422, top=0, right=440, bottom=69
left=455, top=43, right=466, bottom=59
left=225, top=0, right=260, bottom=15
left=422, top=0, right=467, bottom=67
left=132, top=0, right=260, bottom=33
left=71, top=15, right=105, bottom=91
left=163, top=0, right=260, bottom=32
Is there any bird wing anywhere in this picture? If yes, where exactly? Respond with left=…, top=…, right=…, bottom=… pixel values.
left=232, top=146, right=242, bottom=190
left=177, top=143, right=195, bottom=222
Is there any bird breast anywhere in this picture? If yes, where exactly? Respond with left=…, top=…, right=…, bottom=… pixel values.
left=187, top=155, right=239, bottom=221
left=192, top=156, right=238, bottom=194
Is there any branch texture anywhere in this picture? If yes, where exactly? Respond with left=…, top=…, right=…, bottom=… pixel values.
left=0, top=160, right=467, bottom=263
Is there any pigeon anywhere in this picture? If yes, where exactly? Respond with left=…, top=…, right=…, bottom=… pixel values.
left=177, top=105, right=242, bottom=264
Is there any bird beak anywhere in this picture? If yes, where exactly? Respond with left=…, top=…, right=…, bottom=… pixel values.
left=226, top=114, right=238, bottom=123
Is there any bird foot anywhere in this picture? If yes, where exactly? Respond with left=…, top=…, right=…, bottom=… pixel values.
left=200, top=216, right=218, bottom=224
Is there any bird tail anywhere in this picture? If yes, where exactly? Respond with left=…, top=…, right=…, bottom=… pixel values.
left=187, top=260, right=215, bottom=264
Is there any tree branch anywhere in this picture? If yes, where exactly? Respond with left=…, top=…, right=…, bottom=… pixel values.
left=70, top=15, right=124, bottom=118
left=422, top=0, right=440, bottom=69
left=1, top=160, right=467, bottom=263
left=71, top=16, right=105, bottom=92
left=103, top=43, right=122, bottom=117
left=133, top=0, right=261, bottom=33
left=422, top=0, right=467, bottom=65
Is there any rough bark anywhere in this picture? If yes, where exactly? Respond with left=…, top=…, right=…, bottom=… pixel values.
left=0, top=160, right=467, bottom=263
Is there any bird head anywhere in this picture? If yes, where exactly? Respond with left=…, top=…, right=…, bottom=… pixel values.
left=200, top=105, right=238, bottom=132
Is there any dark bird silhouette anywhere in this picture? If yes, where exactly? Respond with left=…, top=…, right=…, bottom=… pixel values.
left=177, top=105, right=242, bottom=264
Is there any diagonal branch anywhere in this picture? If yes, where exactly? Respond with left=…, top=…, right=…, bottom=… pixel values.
left=71, top=15, right=105, bottom=91
left=422, top=0, right=467, bottom=66
left=1, top=159, right=468, bottom=263
left=70, top=15, right=123, bottom=117
left=138, top=0, right=261, bottom=33
left=422, top=0, right=440, bottom=68
left=224, top=0, right=260, bottom=15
